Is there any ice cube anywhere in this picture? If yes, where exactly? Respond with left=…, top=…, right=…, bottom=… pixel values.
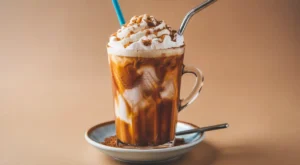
left=123, top=86, right=143, bottom=108
left=160, top=80, right=175, bottom=99
left=110, top=55, right=133, bottom=67
left=133, top=94, right=156, bottom=112
left=111, top=62, right=139, bottom=90
left=138, top=66, right=159, bottom=91
left=123, top=84, right=157, bottom=113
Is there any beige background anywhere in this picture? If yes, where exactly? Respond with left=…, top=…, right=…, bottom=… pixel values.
left=0, top=0, right=300, bottom=165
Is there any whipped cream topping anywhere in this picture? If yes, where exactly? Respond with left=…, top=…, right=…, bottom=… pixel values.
left=108, top=14, right=184, bottom=50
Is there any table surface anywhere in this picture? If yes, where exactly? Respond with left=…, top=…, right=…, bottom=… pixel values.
left=0, top=0, right=299, bottom=165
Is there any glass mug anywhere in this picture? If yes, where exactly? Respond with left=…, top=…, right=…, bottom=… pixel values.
left=107, top=46, right=203, bottom=147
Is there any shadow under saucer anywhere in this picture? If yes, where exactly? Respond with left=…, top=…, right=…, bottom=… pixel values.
left=168, top=141, right=218, bottom=165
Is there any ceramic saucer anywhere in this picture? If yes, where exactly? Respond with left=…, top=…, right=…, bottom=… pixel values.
left=85, top=120, right=205, bottom=164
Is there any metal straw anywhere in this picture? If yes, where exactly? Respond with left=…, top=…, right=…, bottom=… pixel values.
left=178, top=0, right=217, bottom=35
left=176, top=123, right=228, bottom=136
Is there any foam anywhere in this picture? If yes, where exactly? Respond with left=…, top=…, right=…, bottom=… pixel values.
left=107, top=47, right=184, bottom=57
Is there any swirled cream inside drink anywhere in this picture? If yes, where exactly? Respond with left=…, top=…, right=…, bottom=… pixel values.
left=107, top=14, right=184, bottom=146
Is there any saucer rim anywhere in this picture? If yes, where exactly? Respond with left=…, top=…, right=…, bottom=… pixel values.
left=85, top=120, right=205, bottom=153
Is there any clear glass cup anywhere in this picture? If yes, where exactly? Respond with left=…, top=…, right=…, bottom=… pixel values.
left=107, top=46, right=203, bottom=147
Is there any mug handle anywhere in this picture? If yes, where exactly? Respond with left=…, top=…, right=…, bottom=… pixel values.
left=179, top=65, right=204, bottom=112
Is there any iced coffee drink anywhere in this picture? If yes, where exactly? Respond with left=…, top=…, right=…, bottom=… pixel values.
left=107, top=15, right=185, bottom=146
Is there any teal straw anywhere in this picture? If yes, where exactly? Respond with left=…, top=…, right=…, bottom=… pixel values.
left=112, top=0, right=125, bottom=26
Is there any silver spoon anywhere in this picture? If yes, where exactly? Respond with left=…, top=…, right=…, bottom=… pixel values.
left=178, top=0, right=217, bottom=35
left=176, top=123, right=229, bottom=136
